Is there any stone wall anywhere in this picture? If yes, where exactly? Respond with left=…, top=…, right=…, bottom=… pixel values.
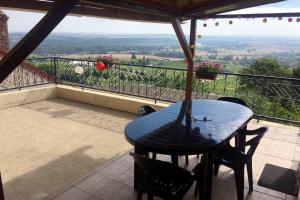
left=0, top=10, right=9, bottom=52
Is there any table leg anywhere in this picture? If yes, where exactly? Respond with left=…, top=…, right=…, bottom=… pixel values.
left=134, top=147, right=144, bottom=190
left=234, top=134, right=239, bottom=147
left=236, top=125, right=247, bottom=153
left=171, top=154, right=179, bottom=165
left=200, top=153, right=213, bottom=200
left=238, top=133, right=246, bottom=152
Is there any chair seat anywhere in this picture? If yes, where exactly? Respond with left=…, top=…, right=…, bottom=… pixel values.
left=143, top=174, right=194, bottom=199
left=131, top=152, right=203, bottom=200
left=218, top=145, right=247, bottom=166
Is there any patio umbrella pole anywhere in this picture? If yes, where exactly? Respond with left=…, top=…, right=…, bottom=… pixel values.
left=172, top=18, right=197, bottom=114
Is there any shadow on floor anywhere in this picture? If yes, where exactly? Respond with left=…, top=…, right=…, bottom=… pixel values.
left=24, top=98, right=136, bottom=119
left=3, top=146, right=121, bottom=200
left=21, top=98, right=137, bottom=133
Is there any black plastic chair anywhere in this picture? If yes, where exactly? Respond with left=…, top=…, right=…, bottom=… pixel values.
left=217, top=96, right=248, bottom=108
left=137, top=105, right=157, bottom=117
left=130, top=152, right=203, bottom=200
left=137, top=105, right=190, bottom=164
left=0, top=173, right=5, bottom=200
left=137, top=105, right=158, bottom=159
left=213, top=126, right=268, bottom=200
left=218, top=96, right=249, bottom=147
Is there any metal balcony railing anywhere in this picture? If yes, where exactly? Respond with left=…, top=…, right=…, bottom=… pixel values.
left=1, top=57, right=299, bottom=124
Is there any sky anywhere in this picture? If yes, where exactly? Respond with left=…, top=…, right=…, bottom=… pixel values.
left=2, top=0, right=300, bottom=36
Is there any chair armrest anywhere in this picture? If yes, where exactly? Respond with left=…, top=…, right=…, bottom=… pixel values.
left=192, top=162, right=204, bottom=180
left=241, top=126, right=268, bottom=136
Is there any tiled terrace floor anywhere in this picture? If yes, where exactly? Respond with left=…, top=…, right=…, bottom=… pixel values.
left=49, top=120, right=300, bottom=200
left=0, top=98, right=136, bottom=200
left=1, top=97, right=300, bottom=200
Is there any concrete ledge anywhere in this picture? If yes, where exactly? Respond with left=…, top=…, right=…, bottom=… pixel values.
left=56, top=85, right=170, bottom=114
left=0, top=85, right=57, bottom=110
left=0, top=85, right=170, bottom=114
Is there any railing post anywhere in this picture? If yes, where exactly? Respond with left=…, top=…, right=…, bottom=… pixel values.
left=53, top=57, right=57, bottom=85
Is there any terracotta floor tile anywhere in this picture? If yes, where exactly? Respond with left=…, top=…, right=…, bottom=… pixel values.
left=256, top=138, right=273, bottom=154
left=50, top=187, right=101, bottom=200
left=266, top=140, right=296, bottom=160
left=3, top=100, right=299, bottom=200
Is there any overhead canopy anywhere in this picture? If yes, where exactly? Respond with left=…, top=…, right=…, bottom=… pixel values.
left=0, top=0, right=285, bottom=23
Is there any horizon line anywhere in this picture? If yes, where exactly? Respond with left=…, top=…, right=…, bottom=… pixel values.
left=8, top=32, right=300, bottom=37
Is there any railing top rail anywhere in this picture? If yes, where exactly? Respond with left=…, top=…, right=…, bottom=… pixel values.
left=218, top=72, right=300, bottom=82
left=25, top=57, right=55, bottom=61
left=27, top=56, right=300, bottom=82
left=54, top=57, right=188, bottom=71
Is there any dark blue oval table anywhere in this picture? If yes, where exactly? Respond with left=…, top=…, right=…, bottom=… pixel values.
left=125, top=99, right=253, bottom=200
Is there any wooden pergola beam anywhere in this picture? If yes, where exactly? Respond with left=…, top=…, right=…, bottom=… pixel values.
left=171, top=18, right=196, bottom=102
left=199, top=12, right=300, bottom=19
left=171, top=18, right=193, bottom=63
left=0, top=0, right=78, bottom=84
left=0, top=0, right=171, bottom=23
left=0, top=173, right=4, bottom=200
left=183, top=0, right=284, bottom=17
left=81, top=0, right=177, bottom=17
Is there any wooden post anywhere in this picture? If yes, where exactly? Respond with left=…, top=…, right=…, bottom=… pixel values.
left=172, top=18, right=197, bottom=102
left=0, top=172, right=4, bottom=200
left=0, top=0, right=78, bottom=84
left=187, top=18, right=197, bottom=102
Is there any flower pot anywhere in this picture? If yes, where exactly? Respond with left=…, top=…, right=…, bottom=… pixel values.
left=195, top=61, right=221, bottom=81
left=196, top=72, right=217, bottom=80
left=104, top=63, right=113, bottom=69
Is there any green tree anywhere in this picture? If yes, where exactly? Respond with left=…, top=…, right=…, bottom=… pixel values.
left=239, top=58, right=294, bottom=109
left=222, top=54, right=233, bottom=61
left=292, top=66, right=300, bottom=79
left=208, top=54, right=217, bottom=60
left=240, top=58, right=290, bottom=77
left=131, top=53, right=137, bottom=60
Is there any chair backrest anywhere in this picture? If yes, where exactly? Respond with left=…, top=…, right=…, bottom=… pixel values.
left=217, top=96, right=248, bottom=107
left=244, top=126, right=268, bottom=158
left=130, top=153, right=193, bottom=199
left=0, top=173, right=5, bottom=200
left=137, top=105, right=157, bottom=117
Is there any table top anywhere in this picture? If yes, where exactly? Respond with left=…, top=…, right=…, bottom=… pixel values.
left=125, top=99, right=253, bottom=155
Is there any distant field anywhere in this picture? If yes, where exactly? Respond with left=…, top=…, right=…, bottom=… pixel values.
left=41, top=53, right=245, bottom=73
left=58, top=53, right=181, bottom=61
left=223, top=62, right=244, bottom=73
